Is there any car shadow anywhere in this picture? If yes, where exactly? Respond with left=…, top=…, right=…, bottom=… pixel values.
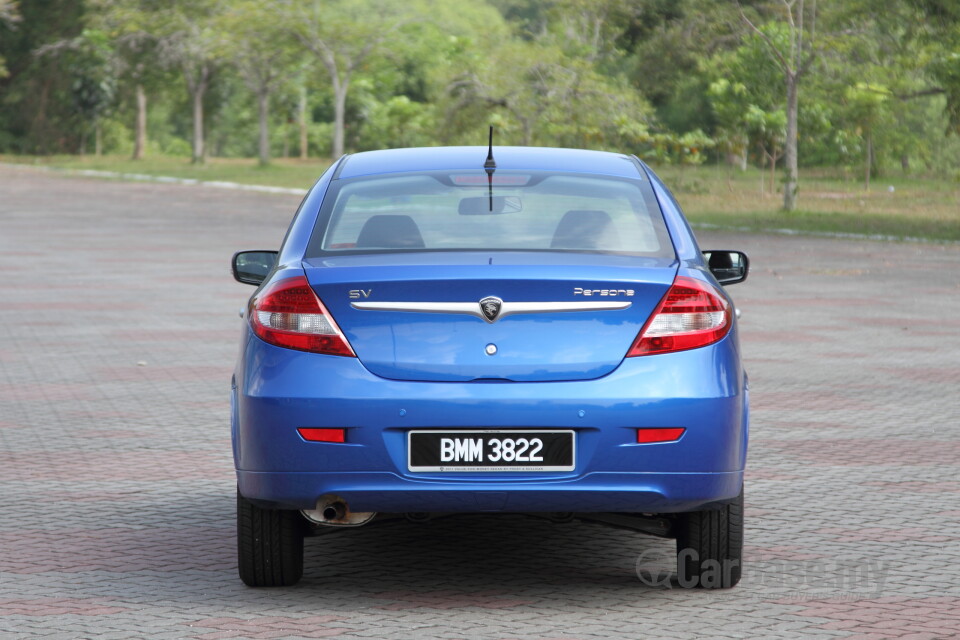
left=43, top=488, right=682, bottom=608
left=297, top=513, right=676, bottom=596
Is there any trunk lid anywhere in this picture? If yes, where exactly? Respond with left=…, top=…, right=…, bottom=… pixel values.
left=304, top=252, right=676, bottom=382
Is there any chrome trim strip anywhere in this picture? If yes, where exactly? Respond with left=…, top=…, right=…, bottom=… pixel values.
left=351, top=300, right=631, bottom=319
left=352, top=302, right=482, bottom=317
left=497, top=301, right=631, bottom=318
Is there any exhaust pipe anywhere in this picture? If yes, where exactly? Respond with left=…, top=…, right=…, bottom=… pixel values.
left=301, top=494, right=376, bottom=527
left=321, top=501, right=347, bottom=521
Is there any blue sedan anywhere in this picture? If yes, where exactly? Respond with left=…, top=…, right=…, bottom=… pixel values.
left=231, top=144, right=749, bottom=588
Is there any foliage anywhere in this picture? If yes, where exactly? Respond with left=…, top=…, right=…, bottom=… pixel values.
left=0, top=0, right=958, bottom=187
left=442, top=0, right=654, bottom=150
left=0, top=0, right=22, bottom=78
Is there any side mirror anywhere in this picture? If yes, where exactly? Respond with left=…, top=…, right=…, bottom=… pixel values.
left=232, top=250, right=278, bottom=285
left=703, top=250, right=749, bottom=286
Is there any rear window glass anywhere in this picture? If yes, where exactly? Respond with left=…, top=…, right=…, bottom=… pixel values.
left=306, top=170, right=673, bottom=257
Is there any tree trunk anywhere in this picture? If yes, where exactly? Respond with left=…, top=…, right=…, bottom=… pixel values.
left=299, top=84, right=308, bottom=160
left=770, top=149, right=777, bottom=196
left=95, top=119, right=102, bottom=156
left=727, top=149, right=747, bottom=171
left=515, top=111, right=533, bottom=146
left=192, top=87, right=205, bottom=164
left=258, top=90, right=270, bottom=166
left=864, top=132, right=872, bottom=191
left=783, top=72, right=799, bottom=211
left=332, top=76, right=348, bottom=158
left=133, top=83, right=147, bottom=160
left=759, top=146, right=767, bottom=197
left=900, top=153, right=909, bottom=172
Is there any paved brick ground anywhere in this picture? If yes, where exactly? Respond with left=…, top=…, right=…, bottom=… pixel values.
left=1, top=165, right=959, bottom=639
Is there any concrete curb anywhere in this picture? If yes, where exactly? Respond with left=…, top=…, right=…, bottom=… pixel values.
left=689, top=222, right=959, bottom=245
left=2, top=162, right=307, bottom=196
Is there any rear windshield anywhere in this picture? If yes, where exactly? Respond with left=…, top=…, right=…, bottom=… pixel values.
left=306, top=169, right=673, bottom=257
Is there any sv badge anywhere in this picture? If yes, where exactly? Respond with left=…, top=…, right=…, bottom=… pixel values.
left=349, top=289, right=372, bottom=300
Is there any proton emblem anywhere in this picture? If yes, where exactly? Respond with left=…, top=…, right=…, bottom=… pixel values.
left=479, top=296, right=503, bottom=323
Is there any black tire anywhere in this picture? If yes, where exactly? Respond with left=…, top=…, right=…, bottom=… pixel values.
left=675, top=486, right=743, bottom=589
left=237, top=489, right=304, bottom=587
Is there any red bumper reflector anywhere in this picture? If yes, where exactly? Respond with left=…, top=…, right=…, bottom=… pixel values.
left=297, top=428, right=346, bottom=443
left=636, top=427, right=686, bottom=444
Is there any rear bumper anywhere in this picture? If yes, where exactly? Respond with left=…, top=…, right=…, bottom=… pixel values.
left=238, top=470, right=744, bottom=513
left=233, top=328, right=748, bottom=514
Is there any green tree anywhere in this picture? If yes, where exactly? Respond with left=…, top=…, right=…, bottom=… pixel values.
left=706, top=19, right=790, bottom=187
left=910, top=0, right=960, bottom=135
left=824, top=0, right=960, bottom=167
left=708, top=78, right=751, bottom=170
left=0, top=0, right=86, bottom=153
left=69, top=30, right=117, bottom=155
left=739, top=0, right=819, bottom=211
left=340, top=0, right=508, bottom=148
left=86, top=0, right=170, bottom=160
left=356, top=93, right=434, bottom=150
left=289, top=0, right=411, bottom=158
left=841, top=82, right=889, bottom=189
left=1, top=0, right=956, bottom=168
left=33, top=27, right=120, bottom=155
left=745, top=104, right=786, bottom=195
left=445, top=0, right=652, bottom=149
left=219, top=1, right=298, bottom=165
left=157, top=0, right=222, bottom=163
left=0, top=0, right=21, bottom=78
left=620, top=0, right=742, bottom=135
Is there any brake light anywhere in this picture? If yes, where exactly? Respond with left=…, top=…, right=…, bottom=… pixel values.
left=627, top=276, right=731, bottom=356
left=451, top=174, right=531, bottom=185
left=250, top=276, right=355, bottom=356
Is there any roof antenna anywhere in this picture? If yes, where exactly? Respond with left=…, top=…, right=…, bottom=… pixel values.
left=484, top=126, right=496, bottom=211
left=484, top=125, right=496, bottom=170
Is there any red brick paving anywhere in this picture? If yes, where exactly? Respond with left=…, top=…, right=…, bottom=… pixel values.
left=371, top=590, right=535, bottom=610
left=762, top=438, right=960, bottom=466
left=816, top=527, right=953, bottom=543
left=2, top=165, right=959, bottom=639
left=189, top=616, right=349, bottom=639
left=777, top=597, right=960, bottom=639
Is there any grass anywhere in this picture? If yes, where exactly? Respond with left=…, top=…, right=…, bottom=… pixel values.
left=3, top=153, right=958, bottom=242
left=0, top=154, right=333, bottom=190
left=656, top=164, right=960, bottom=242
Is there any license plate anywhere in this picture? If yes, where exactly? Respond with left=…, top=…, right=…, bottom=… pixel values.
left=407, top=430, right=575, bottom=472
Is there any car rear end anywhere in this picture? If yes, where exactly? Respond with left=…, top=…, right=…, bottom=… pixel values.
left=231, top=146, right=748, bottom=587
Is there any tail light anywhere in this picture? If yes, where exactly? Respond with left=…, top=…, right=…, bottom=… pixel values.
left=627, top=276, right=731, bottom=356
left=249, top=276, right=355, bottom=356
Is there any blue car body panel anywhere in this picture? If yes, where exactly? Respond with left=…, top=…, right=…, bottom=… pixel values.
left=234, top=327, right=745, bottom=513
left=305, top=253, right=676, bottom=382
left=232, top=146, right=748, bottom=516
left=338, top=146, right=643, bottom=179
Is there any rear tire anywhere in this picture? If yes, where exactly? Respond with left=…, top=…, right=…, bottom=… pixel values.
left=237, top=489, right=304, bottom=587
left=675, top=486, right=743, bottom=589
